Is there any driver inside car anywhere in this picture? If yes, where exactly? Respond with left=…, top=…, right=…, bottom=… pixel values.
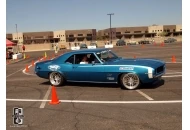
left=80, top=55, right=89, bottom=64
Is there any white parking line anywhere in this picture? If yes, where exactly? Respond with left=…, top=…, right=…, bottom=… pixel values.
left=166, top=72, right=182, bottom=74
left=22, top=58, right=44, bottom=75
left=39, top=86, right=51, bottom=108
left=166, top=62, right=182, bottom=63
left=125, top=52, right=141, bottom=54
left=166, top=69, right=181, bottom=72
left=7, top=58, right=42, bottom=78
left=6, top=98, right=182, bottom=104
left=6, top=68, right=23, bottom=78
left=163, top=75, right=182, bottom=78
left=6, top=58, right=25, bottom=66
left=136, top=90, right=154, bottom=100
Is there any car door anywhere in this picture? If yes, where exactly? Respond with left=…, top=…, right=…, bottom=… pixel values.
left=60, top=54, right=88, bottom=81
left=61, top=54, right=76, bottom=80
left=80, top=63, right=105, bottom=82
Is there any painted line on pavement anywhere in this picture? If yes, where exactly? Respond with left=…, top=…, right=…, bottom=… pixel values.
left=166, top=62, right=182, bottom=63
left=7, top=58, right=40, bottom=78
left=166, top=72, right=182, bottom=74
left=125, top=52, right=141, bottom=54
left=6, top=68, right=23, bottom=78
left=162, top=75, right=182, bottom=78
left=136, top=90, right=154, bottom=100
left=6, top=99, right=182, bottom=104
left=22, top=58, right=44, bottom=75
left=6, top=58, right=26, bottom=66
left=39, top=86, right=51, bottom=108
left=166, top=69, right=181, bottom=72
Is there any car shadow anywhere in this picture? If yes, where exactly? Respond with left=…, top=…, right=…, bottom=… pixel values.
left=39, top=81, right=120, bottom=88
left=40, top=79, right=165, bottom=90
left=40, top=81, right=51, bottom=85
left=66, top=82, right=120, bottom=88
left=139, top=79, right=165, bottom=89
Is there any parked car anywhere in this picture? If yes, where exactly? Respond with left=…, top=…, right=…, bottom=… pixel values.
left=127, top=40, right=139, bottom=45
left=138, top=40, right=152, bottom=44
left=164, top=38, right=177, bottom=43
left=35, top=48, right=166, bottom=90
left=80, top=43, right=87, bottom=49
left=116, top=39, right=126, bottom=46
left=59, top=45, right=66, bottom=50
left=90, top=42, right=98, bottom=47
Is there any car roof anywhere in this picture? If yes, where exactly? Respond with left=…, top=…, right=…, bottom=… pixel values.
left=54, top=48, right=110, bottom=62
left=66, top=48, right=109, bottom=54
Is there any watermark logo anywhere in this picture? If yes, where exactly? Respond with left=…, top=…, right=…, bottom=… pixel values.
left=12, top=107, right=24, bottom=125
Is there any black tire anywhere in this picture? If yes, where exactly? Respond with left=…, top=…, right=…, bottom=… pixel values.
left=120, top=73, right=140, bottom=90
left=49, top=72, right=65, bottom=87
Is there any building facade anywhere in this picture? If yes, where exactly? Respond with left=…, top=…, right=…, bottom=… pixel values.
left=6, top=24, right=182, bottom=44
left=65, top=29, right=96, bottom=42
left=98, top=26, right=156, bottom=40
left=12, top=32, right=24, bottom=45
left=53, top=30, right=66, bottom=43
left=23, top=31, right=54, bottom=44
left=148, top=25, right=163, bottom=37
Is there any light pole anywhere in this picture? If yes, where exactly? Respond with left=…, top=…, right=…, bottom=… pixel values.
left=107, top=13, right=114, bottom=44
left=15, top=24, right=20, bottom=53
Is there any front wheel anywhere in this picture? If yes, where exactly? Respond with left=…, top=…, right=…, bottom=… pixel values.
left=120, top=73, right=140, bottom=90
left=49, top=72, right=65, bottom=86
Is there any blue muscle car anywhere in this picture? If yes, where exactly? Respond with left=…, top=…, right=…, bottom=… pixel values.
left=35, top=48, right=165, bottom=90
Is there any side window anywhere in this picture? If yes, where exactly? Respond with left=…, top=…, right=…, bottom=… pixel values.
left=75, top=54, right=87, bottom=64
left=65, top=55, right=74, bottom=64
left=74, top=53, right=100, bottom=64
left=88, top=53, right=100, bottom=63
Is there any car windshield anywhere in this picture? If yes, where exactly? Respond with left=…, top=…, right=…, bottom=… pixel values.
left=96, top=50, right=118, bottom=62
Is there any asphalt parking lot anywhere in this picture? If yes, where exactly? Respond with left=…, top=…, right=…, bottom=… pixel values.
left=6, top=42, right=182, bottom=130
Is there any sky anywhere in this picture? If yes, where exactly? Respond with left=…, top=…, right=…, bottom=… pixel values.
left=6, top=0, right=182, bottom=33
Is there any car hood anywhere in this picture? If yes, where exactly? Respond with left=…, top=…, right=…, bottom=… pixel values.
left=106, top=58, right=165, bottom=68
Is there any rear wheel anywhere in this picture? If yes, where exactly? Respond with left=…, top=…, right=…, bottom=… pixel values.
left=120, top=73, right=140, bottom=90
left=49, top=72, right=65, bottom=86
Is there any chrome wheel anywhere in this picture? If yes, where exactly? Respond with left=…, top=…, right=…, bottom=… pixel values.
left=121, top=73, right=140, bottom=90
left=49, top=72, right=63, bottom=86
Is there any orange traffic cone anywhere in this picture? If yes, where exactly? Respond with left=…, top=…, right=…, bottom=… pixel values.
left=160, top=42, right=164, bottom=47
left=134, top=55, right=136, bottom=59
left=32, top=60, right=34, bottom=66
left=141, top=44, right=145, bottom=48
left=49, top=86, right=60, bottom=105
left=25, top=65, right=29, bottom=72
left=172, top=56, right=176, bottom=63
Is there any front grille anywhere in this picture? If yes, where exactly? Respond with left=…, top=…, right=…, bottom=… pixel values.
left=156, top=66, right=164, bottom=74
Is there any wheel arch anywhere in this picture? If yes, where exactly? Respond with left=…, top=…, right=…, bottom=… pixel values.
left=48, top=71, right=67, bottom=80
left=117, top=71, right=142, bottom=84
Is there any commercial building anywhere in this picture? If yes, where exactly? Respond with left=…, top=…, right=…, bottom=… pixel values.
left=6, top=24, right=182, bottom=45
left=98, top=25, right=182, bottom=40
left=65, top=29, right=96, bottom=42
